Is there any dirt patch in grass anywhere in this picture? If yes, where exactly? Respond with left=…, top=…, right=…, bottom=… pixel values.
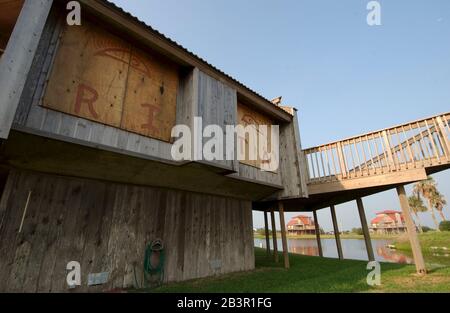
left=385, top=272, right=450, bottom=292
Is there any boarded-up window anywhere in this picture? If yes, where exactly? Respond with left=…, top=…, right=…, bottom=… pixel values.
left=237, top=102, right=275, bottom=170
left=43, top=20, right=179, bottom=142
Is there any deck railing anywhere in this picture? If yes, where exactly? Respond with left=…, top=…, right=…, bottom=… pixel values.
left=303, top=112, right=450, bottom=184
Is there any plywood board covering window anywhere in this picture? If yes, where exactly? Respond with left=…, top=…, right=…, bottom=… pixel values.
left=237, top=102, right=276, bottom=170
left=43, top=20, right=179, bottom=142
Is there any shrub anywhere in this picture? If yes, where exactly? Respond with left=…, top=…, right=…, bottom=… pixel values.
left=439, top=221, right=450, bottom=231
left=351, top=228, right=363, bottom=235
left=421, top=226, right=433, bottom=233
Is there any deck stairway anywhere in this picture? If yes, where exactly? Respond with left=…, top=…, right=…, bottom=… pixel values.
left=281, top=112, right=450, bottom=211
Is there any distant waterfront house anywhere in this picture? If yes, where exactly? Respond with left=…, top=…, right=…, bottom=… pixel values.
left=287, top=215, right=316, bottom=235
left=370, top=210, right=407, bottom=234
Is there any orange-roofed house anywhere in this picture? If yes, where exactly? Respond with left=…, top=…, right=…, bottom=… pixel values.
left=370, top=210, right=407, bottom=234
left=287, top=215, right=316, bottom=236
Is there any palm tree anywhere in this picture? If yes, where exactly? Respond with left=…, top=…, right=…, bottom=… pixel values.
left=413, top=176, right=440, bottom=230
left=408, top=195, right=427, bottom=233
left=430, top=191, right=447, bottom=222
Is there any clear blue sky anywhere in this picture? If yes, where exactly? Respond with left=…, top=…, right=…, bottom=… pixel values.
left=110, top=0, right=450, bottom=231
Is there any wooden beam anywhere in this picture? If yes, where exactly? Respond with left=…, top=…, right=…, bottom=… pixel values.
left=270, top=209, right=279, bottom=263
left=0, top=0, right=53, bottom=139
left=278, top=202, right=290, bottom=269
left=330, top=205, right=343, bottom=260
left=308, top=168, right=427, bottom=195
left=381, top=130, right=395, bottom=169
left=293, top=111, right=309, bottom=198
left=313, top=210, right=323, bottom=257
left=359, top=127, right=435, bottom=170
left=396, top=185, right=427, bottom=275
left=264, top=211, right=270, bottom=257
left=436, top=116, right=450, bottom=159
left=336, top=142, right=347, bottom=178
left=356, top=198, right=375, bottom=261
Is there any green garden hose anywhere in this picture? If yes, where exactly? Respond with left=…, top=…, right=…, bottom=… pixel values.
left=143, top=239, right=165, bottom=288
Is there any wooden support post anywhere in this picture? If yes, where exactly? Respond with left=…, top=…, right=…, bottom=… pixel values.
left=396, top=185, right=427, bottom=274
left=336, top=142, right=348, bottom=178
left=313, top=210, right=323, bottom=257
left=264, top=211, right=270, bottom=257
left=356, top=198, right=375, bottom=261
left=382, top=130, right=395, bottom=169
left=270, top=209, right=279, bottom=263
left=0, top=0, right=54, bottom=139
left=436, top=116, right=450, bottom=159
left=330, top=205, right=343, bottom=260
left=278, top=202, right=290, bottom=269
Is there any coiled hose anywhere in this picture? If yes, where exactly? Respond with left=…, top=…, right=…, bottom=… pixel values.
left=134, top=239, right=165, bottom=289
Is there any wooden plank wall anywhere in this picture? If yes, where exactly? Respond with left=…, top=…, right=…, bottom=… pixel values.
left=233, top=163, right=282, bottom=187
left=0, top=170, right=255, bottom=292
left=197, top=70, right=238, bottom=171
left=0, top=0, right=53, bottom=139
left=277, top=110, right=308, bottom=199
left=12, top=10, right=185, bottom=165
left=10, top=7, right=288, bottom=193
left=42, top=20, right=179, bottom=142
left=237, top=102, right=275, bottom=170
left=292, top=110, right=308, bottom=197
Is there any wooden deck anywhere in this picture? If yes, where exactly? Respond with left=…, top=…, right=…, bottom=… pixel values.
left=304, top=112, right=450, bottom=194
left=257, top=112, right=450, bottom=212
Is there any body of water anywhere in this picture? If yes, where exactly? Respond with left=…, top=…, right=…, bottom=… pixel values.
left=254, top=238, right=414, bottom=264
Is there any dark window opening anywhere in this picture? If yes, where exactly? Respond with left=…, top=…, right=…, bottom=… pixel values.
left=0, top=168, right=9, bottom=202
left=0, top=0, right=24, bottom=57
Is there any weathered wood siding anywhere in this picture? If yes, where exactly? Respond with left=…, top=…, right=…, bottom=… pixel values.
left=231, top=163, right=282, bottom=187
left=43, top=20, right=180, bottom=142
left=233, top=108, right=308, bottom=200
left=271, top=110, right=308, bottom=199
left=12, top=10, right=241, bottom=172
left=10, top=6, right=288, bottom=194
left=0, top=0, right=52, bottom=139
left=10, top=8, right=283, bottom=190
left=237, top=102, right=276, bottom=170
left=13, top=9, right=186, bottom=166
left=196, top=70, right=238, bottom=171
left=0, top=170, right=254, bottom=292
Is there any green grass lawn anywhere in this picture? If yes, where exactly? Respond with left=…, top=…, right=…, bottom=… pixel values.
left=394, top=231, right=450, bottom=252
left=149, top=248, right=450, bottom=293
left=393, top=231, right=450, bottom=268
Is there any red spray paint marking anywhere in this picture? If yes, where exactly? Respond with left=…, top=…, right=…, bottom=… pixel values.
left=141, top=103, right=160, bottom=133
left=94, top=48, right=151, bottom=79
left=75, top=84, right=99, bottom=119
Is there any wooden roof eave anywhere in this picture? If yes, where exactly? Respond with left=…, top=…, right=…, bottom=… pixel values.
left=74, top=0, right=293, bottom=123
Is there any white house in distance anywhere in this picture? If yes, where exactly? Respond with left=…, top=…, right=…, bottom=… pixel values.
left=370, top=210, right=407, bottom=234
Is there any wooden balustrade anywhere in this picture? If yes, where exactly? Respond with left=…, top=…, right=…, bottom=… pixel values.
left=303, top=113, right=450, bottom=183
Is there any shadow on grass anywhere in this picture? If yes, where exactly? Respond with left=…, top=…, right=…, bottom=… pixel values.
left=140, top=248, right=414, bottom=293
